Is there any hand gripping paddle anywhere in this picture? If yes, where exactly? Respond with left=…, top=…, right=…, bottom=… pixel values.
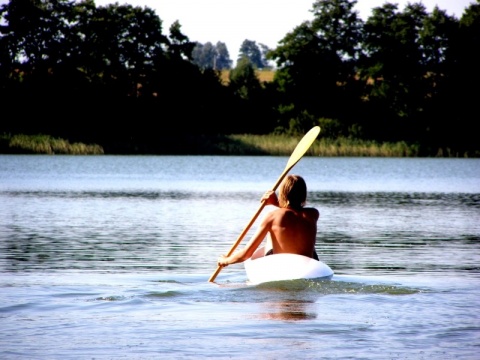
left=208, top=126, right=321, bottom=282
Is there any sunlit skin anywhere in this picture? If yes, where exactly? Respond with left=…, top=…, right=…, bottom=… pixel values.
left=217, top=175, right=318, bottom=267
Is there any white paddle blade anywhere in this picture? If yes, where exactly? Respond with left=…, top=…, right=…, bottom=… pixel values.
left=271, top=126, right=321, bottom=191
left=285, top=126, right=320, bottom=171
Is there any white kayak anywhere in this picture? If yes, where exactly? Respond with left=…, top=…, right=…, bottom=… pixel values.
left=244, top=246, right=334, bottom=285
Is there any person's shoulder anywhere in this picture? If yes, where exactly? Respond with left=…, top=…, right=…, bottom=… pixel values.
left=272, top=207, right=289, bottom=214
left=263, top=207, right=283, bottom=219
left=303, top=207, right=319, bottom=218
left=267, top=207, right=291, bottom=218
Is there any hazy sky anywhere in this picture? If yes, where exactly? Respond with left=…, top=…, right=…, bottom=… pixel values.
left=1, top=0, right=473, bottom=62
left=93, top=0, right=473, bottom=61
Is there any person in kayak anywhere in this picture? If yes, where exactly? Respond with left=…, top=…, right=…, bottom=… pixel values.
left=217, top=174, right=319, bottom=268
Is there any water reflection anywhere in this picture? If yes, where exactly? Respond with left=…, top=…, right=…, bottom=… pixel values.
left=248, top=277, right=421, bottom=320
left=257, top=300, right=317, bottom=321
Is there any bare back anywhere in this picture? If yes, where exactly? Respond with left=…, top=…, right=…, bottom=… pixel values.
left=217, top=177, right=320, bottom=267
left=265, top=207, right=319, bottom=258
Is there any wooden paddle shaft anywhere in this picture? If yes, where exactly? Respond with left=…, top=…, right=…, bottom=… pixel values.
left=208, top=201, right=267, bottom=282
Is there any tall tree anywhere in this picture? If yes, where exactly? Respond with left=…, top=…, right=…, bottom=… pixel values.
left=238, top=39, right=263, bottom=68
left=214, top=41, right=232, bottom=70
left=269, top=0, right=364, bottom=134
left=168, top=20, right=196, bottom=61
left=414, top=6, right=459, bottom=150
left=191, top=41, right=231, bottom=70
left=192, top=41, right=216, bottom=69
left=431, top=0, right=480, bottom=155
left=229, top=56, right=261, bottom=100
left=258, top=43, right=273, bottom=69
left=227, top=57, right=272, bottom=133
left=360, top=2, right=443, bottom=142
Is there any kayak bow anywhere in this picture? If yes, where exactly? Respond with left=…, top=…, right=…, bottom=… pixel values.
left=244, top=246, right=334, bottom=285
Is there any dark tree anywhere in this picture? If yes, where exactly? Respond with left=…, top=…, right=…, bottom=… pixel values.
left=168, top=20, right=196, bottom=61
left=192, top=41, right=231, bottom=70
left=258, top=43, right=273, bottom=69
left=268, top=0, right=364, bottom=135
left=192, top=42, right=216, bottom=69
left=428, top=0, right=480, bottom=155
left=214, top=41, right=232, bottom=70
left=238, top=39, right=264, bottom=68
left=229, top=56, right=261, bottom=100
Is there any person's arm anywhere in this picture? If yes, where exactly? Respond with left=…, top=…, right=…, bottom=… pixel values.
left=217, top=212, right=273, bottom=267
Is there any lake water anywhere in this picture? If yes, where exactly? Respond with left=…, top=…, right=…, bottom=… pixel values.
left=1, top=155, right=479, bottom=359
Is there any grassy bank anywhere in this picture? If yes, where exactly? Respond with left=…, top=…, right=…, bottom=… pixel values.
left=228, top=134, right=421, bottom=157
left=1, top=132, right=471, bottom=157
left=0, top=134, right=104, bottom=155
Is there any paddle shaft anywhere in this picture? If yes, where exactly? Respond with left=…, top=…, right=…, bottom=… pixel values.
left=208, top=126, right=320, bottom=283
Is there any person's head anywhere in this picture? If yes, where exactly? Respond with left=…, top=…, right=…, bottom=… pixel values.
left=278, top=174, right=307, bottom=209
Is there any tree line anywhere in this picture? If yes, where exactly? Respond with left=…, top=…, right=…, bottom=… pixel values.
left=0, top=0, right=478, bottom=156
left=191, top=39, right=272, bottom=71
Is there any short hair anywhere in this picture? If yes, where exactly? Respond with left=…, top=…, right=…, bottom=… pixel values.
left=278, top=174, right=307, bottom=208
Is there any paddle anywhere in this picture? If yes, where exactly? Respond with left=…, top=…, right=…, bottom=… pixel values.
left=208, top=126, right=321, bottom=283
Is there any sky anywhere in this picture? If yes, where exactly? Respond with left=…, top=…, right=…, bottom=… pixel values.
left=92, top=0, right=473, bottom=62
left=1, top=0, right=474, bottom=62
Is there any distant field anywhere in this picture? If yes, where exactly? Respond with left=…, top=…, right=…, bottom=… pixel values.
left=220, top=69, right=275, bottom=84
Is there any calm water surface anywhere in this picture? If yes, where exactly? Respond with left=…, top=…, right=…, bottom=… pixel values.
left=0, top=155, right=479, bottom=359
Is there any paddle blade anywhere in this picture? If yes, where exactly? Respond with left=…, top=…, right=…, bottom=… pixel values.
left=285, top=126, right=320, bottom=172
left=271, top=126, right=321, bottom=191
